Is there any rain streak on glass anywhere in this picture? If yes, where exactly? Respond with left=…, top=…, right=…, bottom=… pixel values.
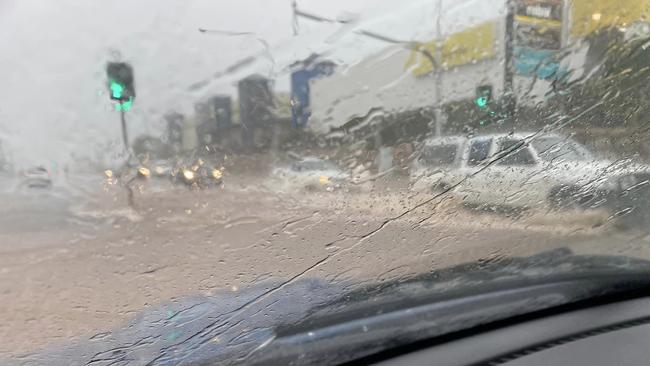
left=2, top=0, right=650, bottom=365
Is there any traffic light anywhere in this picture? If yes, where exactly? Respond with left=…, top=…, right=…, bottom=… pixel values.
left=106, top=62, right=135, bottom=110
left=474, top=84, right=500, bottom=127
left=475, top=85, right=492, bottom=109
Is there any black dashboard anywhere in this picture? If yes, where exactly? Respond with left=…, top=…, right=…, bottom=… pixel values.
left=373, top=296, right=650, bottom=365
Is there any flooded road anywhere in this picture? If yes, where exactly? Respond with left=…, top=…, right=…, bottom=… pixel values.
left=1, top=174, right=647, bottom=361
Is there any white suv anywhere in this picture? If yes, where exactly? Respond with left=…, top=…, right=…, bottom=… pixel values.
left=452, top=133, right=650, bottom=211
left=410, top=136, right=467, bottom=193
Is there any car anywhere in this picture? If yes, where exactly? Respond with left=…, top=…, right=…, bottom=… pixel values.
left=168, top=158, right=223, bottom=188
left=271, top=156, right=349, bottom=191
left=450, top=133, right=650, bottom=212
left=20, top=166, right=52, bottom=189
left=149, top=159, right=172, bottom=178
left=410, top=136, right=468, bottom=192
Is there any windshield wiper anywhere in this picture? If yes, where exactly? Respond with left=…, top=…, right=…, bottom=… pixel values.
left=17, top=249, right=650, bottom=366
left=248, top=249, right=650, bottom=365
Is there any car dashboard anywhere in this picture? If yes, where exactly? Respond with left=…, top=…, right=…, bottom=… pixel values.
left=372, top=295, right=650, bottom=366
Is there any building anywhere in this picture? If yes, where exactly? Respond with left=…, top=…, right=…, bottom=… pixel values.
left=307, top=0, right=509, bottom=135
left=290, top=54, right=336, bottom=128
left=195, top=95, right=233, bottom=146
left=303, top=0, right=650, bottom=135
left=164, top=112, right=184, bottom=152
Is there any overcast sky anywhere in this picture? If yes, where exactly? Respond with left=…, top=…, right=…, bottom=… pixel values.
left=0, top=0, right=491, bottom=166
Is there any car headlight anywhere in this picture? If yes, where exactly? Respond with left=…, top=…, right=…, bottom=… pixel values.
left=182, top=169, right=195, bottom=181
left=211, top=169, right=223, bottom=180
left=137, top=167, right=151, bottom=178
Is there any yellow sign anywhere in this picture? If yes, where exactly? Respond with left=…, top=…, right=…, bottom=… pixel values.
left=514, top=14, right=561, bottom=28
left=570, top=0, right=650, bottom=38
left=405, top=21, right=497, bottom=76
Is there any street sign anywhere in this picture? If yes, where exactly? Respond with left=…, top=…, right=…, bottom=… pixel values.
left=513, top=0, right=564, bottom=79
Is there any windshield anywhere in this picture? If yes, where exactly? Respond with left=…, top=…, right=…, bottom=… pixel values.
left=531, top=137, right=593, bottom=162
left=419, top=144, right=459, bottom=166
left=497, top=140, right=537, bottom=165
left=468, top=139, right=492, bottom=166
left=4, top=0, right=650, bottom=365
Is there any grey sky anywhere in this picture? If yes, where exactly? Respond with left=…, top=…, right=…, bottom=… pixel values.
left=0, top=0, right=489, bottom=166
left=0, top=0, right=400, bottom=166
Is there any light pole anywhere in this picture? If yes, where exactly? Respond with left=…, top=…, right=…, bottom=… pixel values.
left=503, top=0, right=516, bottom=122
left=432, top=0, right=444, bottom=137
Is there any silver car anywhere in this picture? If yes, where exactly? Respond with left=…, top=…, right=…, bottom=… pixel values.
left=271, top=157, right=349, bottom=191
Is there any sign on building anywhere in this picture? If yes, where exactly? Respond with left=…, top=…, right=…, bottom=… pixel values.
left=513, top=0, right=564, bottom=79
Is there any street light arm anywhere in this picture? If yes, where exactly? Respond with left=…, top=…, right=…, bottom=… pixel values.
left=293, top=4, right=439, bottom=68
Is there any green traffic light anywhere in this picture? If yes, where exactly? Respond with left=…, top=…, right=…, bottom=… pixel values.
left=476, top=96, right=488, bottom=108
left=110, top=81, right=124, bottom=99
left=115, top=97, right=133, bottom=112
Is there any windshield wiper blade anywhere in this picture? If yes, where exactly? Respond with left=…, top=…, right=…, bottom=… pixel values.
left=253, top=272, right=650, bottom=366
left=18, top=249, right=650, bottom=366
left=244, top=248, right=650, bottom=365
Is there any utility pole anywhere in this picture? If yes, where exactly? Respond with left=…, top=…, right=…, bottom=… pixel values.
left=503, top=0, right=516, bottom=122
left=432, top=0, right=444, bottom=137
left=292, top=1, right=299, bottom=36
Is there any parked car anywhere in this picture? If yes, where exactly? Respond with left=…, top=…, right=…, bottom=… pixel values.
left=450, top=133, right=650, bottom=212
left=271, top=157, right=349, bottom=191
left=410, top=136, right=468, bottom=192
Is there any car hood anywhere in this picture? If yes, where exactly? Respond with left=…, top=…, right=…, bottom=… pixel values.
left=10, top=248, right=650, bottom=366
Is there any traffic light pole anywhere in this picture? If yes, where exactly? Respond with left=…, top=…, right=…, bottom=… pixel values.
left=120, top=109, right=129, bottom=153
left=119, top=107, right=136, bottom=207
left=106, top=61, right=136, bottom=207
left=123, top=111, right=136, bottom=207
